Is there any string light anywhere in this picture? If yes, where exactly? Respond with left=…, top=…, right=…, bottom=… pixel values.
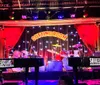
left=60, top=27, right=62, bottom=30
left=71, top=38, right=74, bottom=41
left=62, top=43, right=64, bottom=46
left=23, top=41, right=25, bottom=43
left=32, top=26, right=34, bottom=29
left=53, top=27, right=55, bottom=29
left=45, top=46, right=47, bottom=48
left=74, top=34, right=77, bottom=37
left=46, top=41, right=49, bottom=43
left=33, top=46, right=35, bottom=48
left=39, top=42, right=42, bottom=44
left=57, top=40, right=59, bottom=42
left=66, top=39, right=68, bottom=41
left=69, top=45, right=72, bottom=48
left=50, top=41, right=52, bottom=44
left=27, top=41, right=29, bottom=43
left=40, top=48, right=43, bottom=50
left=70, top=31, right=73, bottom=34
left=84, top=50, right=88, bottom=53
left=27, top=31, right=29, bottom=33
left=46, top=26, right=49, bottom=29
left=25, top=48, right=27, bottom=50
left=68, top=25, right=71, bottom=28
left=78, top=41, right=81, bottom=44
left=11, top=50, right=14, bottom=52
left=18, top=45, right=21, bottom=48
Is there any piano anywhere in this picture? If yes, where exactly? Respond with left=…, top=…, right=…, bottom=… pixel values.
left=68, top=56, right=100, bottom=67
left=0, top=58, right=44, bottom=85
left=68, top=56, right=100, bottom=85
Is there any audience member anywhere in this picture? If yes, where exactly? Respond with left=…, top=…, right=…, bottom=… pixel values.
left=58, top=75, right=74, bottom=85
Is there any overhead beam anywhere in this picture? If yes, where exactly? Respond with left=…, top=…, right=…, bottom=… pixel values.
left=0, top=18, right=100, bottom=27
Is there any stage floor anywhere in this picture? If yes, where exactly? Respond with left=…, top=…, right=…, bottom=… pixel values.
left=2, top=70, right=100, bottom=85
left=3, top=79, right=100, bottom=85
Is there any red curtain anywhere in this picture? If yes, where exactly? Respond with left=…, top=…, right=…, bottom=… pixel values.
left=0, top=27, right=24, bottom=58
left=75, top=24, right=98, bottom=56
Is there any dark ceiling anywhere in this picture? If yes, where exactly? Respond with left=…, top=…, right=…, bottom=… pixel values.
left=0, top=0, right=100, bottom=10
left=0, top=0, right=100, bottom=20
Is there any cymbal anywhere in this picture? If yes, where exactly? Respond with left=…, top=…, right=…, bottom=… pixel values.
left=52, top=44, right=61, bottom=47
left=47, top=49, right=68, bottom=58
left=47, top=49, right=58, bottom=54
left=72, top=44, right=82, bottom=48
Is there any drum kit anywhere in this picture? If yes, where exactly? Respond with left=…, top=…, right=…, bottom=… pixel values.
left=47, top=43, right=83, bottom=58
left=46, top=43, right=83, bottom=71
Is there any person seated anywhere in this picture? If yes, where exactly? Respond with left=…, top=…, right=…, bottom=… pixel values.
left=58, top=75, right=74, bottom=85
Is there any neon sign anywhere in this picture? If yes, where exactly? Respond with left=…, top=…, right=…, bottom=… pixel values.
left=31, top=31, right=68, bottom=41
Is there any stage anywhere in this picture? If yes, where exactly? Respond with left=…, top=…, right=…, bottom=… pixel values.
left=2, top=70, right=100, bottom=85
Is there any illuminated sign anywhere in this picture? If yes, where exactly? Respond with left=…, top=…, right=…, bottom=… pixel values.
left=0, top=59, right=14, bottom=68
left=90, top=57, right=100, bottom=66
left=31, top=31, right=68, bottom=41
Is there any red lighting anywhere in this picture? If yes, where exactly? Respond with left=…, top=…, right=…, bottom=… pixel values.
left=83, top=13, right=88, bottom=18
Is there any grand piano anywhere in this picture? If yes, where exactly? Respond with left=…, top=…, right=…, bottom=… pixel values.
left=68, top=56, right=100, bottom=85
left=0, top=58, right=44, bottom=85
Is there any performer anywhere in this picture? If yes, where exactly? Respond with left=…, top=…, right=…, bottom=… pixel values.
left=55, top=48, right=72, bottom=71
left=60, top=49, right=72, bottom=71
left=57, top=48, right=68, bottom=60
left=51, top=47, right=57, bottom=61
left=29, top=46, right=37, bottom=57
left=21, top=50, right=29, bottom=58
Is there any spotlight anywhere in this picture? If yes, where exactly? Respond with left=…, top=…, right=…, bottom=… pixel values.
left=70, top=14, right=76, bottom=18
left=58, top=12, right=64, bottom=19
left=46, top=15, right=50, bottom=20
left=32, top=15, right=38, bottom=20
left=9, top=16, right=14, bottom=20
left=32, top=12, right=38, bottom=20
left=22, top=15, right=27, bottom=19
left=48, top=11, right=51, bottom=14
left=33, top=16, right=38, bottom=20
left=83, top=13, right=88, bottom=18
left=58, top=15, right=64, bottom=19
left=9, top=10, right=14, bottom=20
left=83, top=9, right=88, bottom=18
